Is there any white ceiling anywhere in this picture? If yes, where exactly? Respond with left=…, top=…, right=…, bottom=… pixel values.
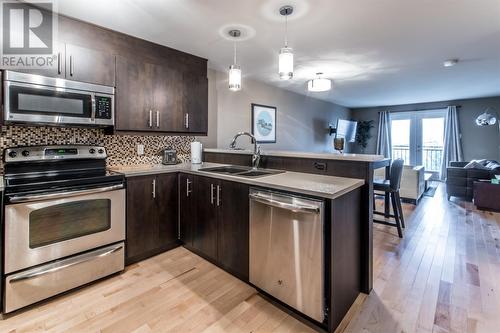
left=55, top=0, right=500, bottom=108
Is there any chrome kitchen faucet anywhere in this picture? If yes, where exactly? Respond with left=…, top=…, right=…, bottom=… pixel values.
left=229, top=132, right=261, bottom=169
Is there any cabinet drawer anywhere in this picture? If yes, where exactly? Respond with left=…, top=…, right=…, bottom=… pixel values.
left=5, top=242, right=124, bottom=313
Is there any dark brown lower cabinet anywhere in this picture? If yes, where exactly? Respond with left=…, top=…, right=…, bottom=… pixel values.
left=191, top=175, right=218, bottom=261
left=217, top=179, right=249, bottom=280
left=178, top=173, right=196, bottom=247
left=126, top=173, right=178, bottom=264
left=180, top=174, right=249, bottom=281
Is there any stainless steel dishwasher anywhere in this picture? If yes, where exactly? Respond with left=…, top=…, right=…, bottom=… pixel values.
left=249, top=188, right=325, bottom=323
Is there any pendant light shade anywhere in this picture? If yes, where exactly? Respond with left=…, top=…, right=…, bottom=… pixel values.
left=228, top=29, right=242, bottom=91
left=308, top=73, right=332, bottom=92
left=278, top=5, right=294, bottom=80
left=228, top=64, right=242, bottom=91
left=279, top=47, right=294, bottom=80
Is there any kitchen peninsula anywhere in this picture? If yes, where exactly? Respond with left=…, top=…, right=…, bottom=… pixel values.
left=203, top=148, right=391, bottom=294
left=111, top=161, right=364, bottom=331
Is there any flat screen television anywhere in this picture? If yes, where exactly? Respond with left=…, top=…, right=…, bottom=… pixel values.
left=336, top=119, right=358, bottom=143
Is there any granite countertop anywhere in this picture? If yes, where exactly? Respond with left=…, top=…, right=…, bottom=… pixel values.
left=203, top=148, right=386, bottom=162
left=110, top=162, right=364, bottom=200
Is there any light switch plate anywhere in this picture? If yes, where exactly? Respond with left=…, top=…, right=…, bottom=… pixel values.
left=137, top=144, right=144, bottom=156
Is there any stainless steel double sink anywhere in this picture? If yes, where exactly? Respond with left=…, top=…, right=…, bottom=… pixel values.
left=198, top=165, right=284, bottom=178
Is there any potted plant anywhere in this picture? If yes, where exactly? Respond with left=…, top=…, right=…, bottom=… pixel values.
left=355, top=120, right=374, bottom=153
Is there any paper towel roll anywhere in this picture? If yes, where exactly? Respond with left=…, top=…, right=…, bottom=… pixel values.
left=191, top=141, right=202, bottom=164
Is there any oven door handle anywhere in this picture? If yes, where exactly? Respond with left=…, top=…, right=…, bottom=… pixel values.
left=8, top=184, right=124, bottom=203
left=9, top=244, right=124, bottom=284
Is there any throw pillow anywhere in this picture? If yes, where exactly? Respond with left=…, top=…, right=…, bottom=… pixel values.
left=464, top=160, right=490, bottom=170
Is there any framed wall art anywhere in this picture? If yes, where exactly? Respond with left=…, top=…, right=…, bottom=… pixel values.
left=251, top=103, right=276, bottom=143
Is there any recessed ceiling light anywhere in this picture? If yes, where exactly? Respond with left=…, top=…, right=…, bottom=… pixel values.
left=443, top=59, right=459, bottom=67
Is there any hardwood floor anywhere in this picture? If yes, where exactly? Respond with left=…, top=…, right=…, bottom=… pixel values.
left=344, top=184, right=500, bottom=333
left=1, top=183, right=498, bottom=333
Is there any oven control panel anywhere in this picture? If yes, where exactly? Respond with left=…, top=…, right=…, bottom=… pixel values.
left=3, top=145, right=107, bottom=163
left=95, top=96, right=113, bottom=120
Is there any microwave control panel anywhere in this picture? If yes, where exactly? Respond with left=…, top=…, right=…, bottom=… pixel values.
left=95, top=96, right=113, bottom=119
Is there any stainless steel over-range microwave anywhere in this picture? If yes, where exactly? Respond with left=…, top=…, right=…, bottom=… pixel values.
left=3, top=71, right=115, bottom=127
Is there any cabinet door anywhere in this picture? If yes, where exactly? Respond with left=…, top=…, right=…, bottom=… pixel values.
left=16, top=42, right=65, bottom=78
left=217, top=180, right=249, bottom=280
left=179, top=173, right=196, bottom=246
left=153, top=64, right=183, bottom=132
left=155, top=173, right=179, bottom=248
left=116, top=56, right=154, bottom=131
left=126, top=175, right=158, bottom=263
left=65, top=44, right=115, bottom=86
left=183, top=73, right=208, bottom=134
left=192, top=176, right=218, bottom=261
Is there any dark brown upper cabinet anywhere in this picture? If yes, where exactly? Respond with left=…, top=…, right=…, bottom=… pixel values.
left=153, top=64, right=183, bottom=132
left=15, top=42, right=65, bottom=79
left=18, top=43, right=115, bottom=86
left=182, top=73, right=208, bottom=133
left=65, top=44, right=115, bottom=86
left=115, top=56, right=154, bottom=131
left=115, top=57, right=207, bottom=134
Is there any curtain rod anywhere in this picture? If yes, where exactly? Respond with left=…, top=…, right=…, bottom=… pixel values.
left=377, top=105, right=462, bottom=113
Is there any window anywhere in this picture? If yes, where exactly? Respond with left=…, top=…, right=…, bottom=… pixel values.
left=391, top=110, right=446, bottom=175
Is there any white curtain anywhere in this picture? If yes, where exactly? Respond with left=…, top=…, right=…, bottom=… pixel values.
left=440, top=106, right=463, bottom=180
left=376, top=111, right=392, bottom=158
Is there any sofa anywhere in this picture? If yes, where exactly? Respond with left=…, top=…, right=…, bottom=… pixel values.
left=375, top=165, right=425, bottom=204
left=446, top=160, right=500, bottom=201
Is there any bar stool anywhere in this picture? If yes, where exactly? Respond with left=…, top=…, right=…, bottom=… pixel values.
left=373, top=159, right=405, bottom=238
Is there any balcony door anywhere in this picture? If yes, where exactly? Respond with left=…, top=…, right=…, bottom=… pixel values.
left=391, top=110, right=446, bottom=176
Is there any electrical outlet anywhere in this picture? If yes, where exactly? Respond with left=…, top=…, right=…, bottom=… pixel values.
left=137, top=144, right=144, bottom=156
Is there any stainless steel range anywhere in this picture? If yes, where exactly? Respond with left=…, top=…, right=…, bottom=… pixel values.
left=2, top=145, right=125, bottom=313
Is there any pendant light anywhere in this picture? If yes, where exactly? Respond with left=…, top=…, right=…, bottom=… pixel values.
left=278, top=5, right=294, bottom=80
left=228, top=29, right=242, bottom=91
left=308, top=73, right=332, bottom=92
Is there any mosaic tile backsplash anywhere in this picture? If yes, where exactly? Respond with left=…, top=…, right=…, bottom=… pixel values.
left=0, top=125, right=195, bottom=169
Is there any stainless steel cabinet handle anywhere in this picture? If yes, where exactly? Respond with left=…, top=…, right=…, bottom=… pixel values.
left=9, top=244, right=123, bottom=284
left=152, top=179, right=156, bottom=199
left=210, top=184, right=215, bottom=205
left=9, top=184, right=124, bottom=203
left=91, top=94, right=96, bottom=122
left=156, top=110, right=160, bottom=128
left=249, top=193, right=320, bottom=214
left=185, top=113, right=189, bottom=129
left=149, top=109, right=153, bottom=128
left=186, top=178, right=192, bottom=197
left=57, top=52, right=62, bottom=74
left=217, top=185, right=221, bottom=207
left=69, top=55, right=74, bottom=76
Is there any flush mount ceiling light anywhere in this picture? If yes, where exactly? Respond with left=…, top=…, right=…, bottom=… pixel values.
left=475, top=108, right=497, bottom=126
left=307, top=73, right=331, bottom=92
left=443, top=59, right=459, bottom=67
left=228, top=29, right=242, bottom=91
left=278, top=5, right=294, bottom=80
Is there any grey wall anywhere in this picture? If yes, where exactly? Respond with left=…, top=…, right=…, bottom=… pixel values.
left=351, top=96, right=500, bottom=161
left=201, top=69, right=352, bottom=153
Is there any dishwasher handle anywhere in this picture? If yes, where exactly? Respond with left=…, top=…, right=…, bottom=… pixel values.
left=249, top=193, right=321, bottom=214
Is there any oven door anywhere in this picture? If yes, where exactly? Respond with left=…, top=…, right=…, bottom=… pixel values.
left=4, top=185, right=125, bottom=274
left=3, top=80, right=97, bottom=126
